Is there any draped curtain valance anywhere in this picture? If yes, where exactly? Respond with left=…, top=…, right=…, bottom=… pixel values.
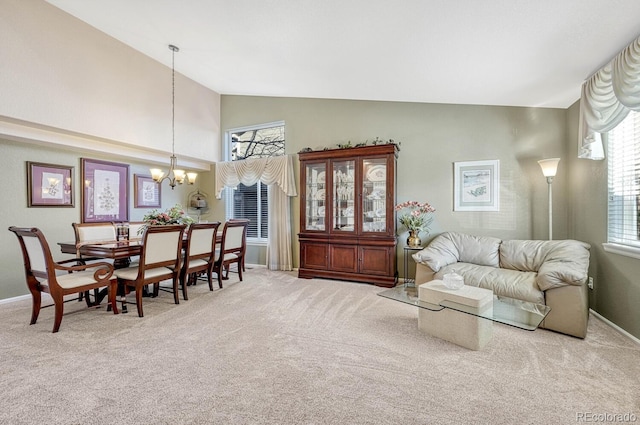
left=215, top=154, right=297, bottom=198
left=580, top=35, right=640, bottom=159
left=215, top=154, right=297, bottom=272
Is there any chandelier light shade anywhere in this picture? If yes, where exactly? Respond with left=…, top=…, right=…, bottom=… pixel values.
left=151, top=44, right=196, bottom=190
left=538, top=157, right=560, bottom=240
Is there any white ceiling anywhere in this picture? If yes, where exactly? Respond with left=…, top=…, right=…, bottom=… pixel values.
left=46, top=0, right=640, bottom=108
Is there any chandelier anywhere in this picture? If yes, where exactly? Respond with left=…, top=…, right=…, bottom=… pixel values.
left=150, top=44, right=197, bottom=190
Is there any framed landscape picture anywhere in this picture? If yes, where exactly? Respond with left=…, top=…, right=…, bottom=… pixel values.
left=454, top=159, right=500, bottom=212
left=134, top=174, right=161, bottom=208
left=27, top=162, right=74, bottom=207
left=81, top=158, right=129, bottom=222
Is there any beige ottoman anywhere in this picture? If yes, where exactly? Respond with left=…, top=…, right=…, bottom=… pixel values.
left=418, top=280, right=494, bottom=350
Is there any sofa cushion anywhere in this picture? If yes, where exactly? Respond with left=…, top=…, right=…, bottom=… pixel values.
left=435, top=262, right=544, bottom=304
left=413, top=232, right=500, bottom=272
left=500, top=239, right=549, bottom=272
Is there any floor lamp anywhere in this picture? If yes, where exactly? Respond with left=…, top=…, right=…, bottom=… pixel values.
left=538, top=158, right=560, bottom=240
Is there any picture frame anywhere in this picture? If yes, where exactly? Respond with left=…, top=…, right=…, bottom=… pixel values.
left=26, top=162, right=74, bottom=207
left=454, top=159, right=500, bottom=212
left=81, top=158, right=129, bottom=222
left=134, top=174, right=161, bottom=208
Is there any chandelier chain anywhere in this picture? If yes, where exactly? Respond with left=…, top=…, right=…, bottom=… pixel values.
left=171, top=45, right=176, bottom=155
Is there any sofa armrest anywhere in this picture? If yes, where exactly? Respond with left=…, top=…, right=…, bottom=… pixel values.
left=415, top=262, right=437, bottom=285
left=412, top=234, right=460, bottom=272
left=536, top=240, right=591, bottom=291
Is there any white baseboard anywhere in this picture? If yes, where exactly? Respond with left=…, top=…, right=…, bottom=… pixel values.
left=590, top=309, right=640, bottom=346
left=0, top=294, right=31, bottom=305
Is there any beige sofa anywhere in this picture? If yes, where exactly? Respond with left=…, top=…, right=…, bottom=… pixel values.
left=412, top=232, right=591, bottom=338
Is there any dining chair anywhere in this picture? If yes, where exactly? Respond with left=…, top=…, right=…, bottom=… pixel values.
left=227, top=218, right=248, bottom=272
left=8, top=226, right=119, bottom=333
left=179, top=222, right=221, bottom=299
left=114, top=224, right=185, bottom=317
left=213, top=219, right=249, bottom=288
left=71, top=222, right=117, bottom=303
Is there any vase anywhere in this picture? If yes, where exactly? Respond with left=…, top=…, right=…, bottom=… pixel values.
left=407, top=230, right=421, bottom=247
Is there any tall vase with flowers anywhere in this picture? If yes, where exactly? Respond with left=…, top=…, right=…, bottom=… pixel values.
left=395, top=200, right=436, bottom=247
left=139, top=203, right=194, bottom=235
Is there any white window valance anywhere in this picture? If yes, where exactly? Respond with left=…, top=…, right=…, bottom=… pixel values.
left=215, top=154, right=297, bottom=199
left=215, top=154, right=297, bottom=272
left=580, top=35, right=640, bottom=160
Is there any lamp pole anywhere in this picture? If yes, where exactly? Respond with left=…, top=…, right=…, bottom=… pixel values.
left=547, top=176, right=554, bottom=241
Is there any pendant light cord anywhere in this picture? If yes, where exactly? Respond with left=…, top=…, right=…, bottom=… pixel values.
left=171, top=45, right=176, bottom=156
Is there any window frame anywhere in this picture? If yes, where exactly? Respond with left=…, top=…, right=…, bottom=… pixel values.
left=604, top=110, right=640, bottom=259
left=224, top=121, right=285, bottom=245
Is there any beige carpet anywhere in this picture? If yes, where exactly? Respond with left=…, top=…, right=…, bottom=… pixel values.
left=0, top=269, right=638, bottom=425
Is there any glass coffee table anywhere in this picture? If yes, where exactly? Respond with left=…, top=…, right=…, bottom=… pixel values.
left=378, top=285, right=551, bottom=331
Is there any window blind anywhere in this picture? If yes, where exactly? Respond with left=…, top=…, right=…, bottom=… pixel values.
left=608, top=110, right=640, bottom=247
left=229, top=182, right=268, bottom=239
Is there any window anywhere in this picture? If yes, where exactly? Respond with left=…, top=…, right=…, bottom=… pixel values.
left=225, top=122, right=285, bottom=242
left=607, top=110, right=640, bottom=249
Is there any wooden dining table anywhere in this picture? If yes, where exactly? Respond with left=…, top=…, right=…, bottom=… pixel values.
left=58, top=238, right=144, bottom=268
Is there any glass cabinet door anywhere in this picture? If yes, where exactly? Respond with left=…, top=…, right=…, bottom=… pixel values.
left=332, top=160, right=355, bottom=232
left=305, top=163, right=326, bottom=231
left=362, top=158, right=388, bottom=233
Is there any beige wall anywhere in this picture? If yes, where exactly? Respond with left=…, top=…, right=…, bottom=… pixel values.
left=221, top=95, right=569, bottom=269
left=567, top=101, right=640, bottom=339
left=0, top=0, right=220, bottom=166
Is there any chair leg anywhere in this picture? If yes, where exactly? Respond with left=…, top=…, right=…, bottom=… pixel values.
left=207, top=270, right=213, bottom=291
left=216, top=267, right=223, bottom=289
left=135, top=285, right=144, bottom=317
left=238, top=259, right=243, bottom=282
left=181, top=275, right=189, bottom=301
left=30, top=290, right=42, bottom=325
left=52, top=294, right=64, bottom=333
left=173, top=278, right=180, bottom=305
left=84, top=290, right=94, bottom=307
left=108, top=280, right=119, bottom=315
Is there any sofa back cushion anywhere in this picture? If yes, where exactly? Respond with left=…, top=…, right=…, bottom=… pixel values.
left=500, top=240, right=548, bottom=272
left=413, top=232, right=500, bottom=271
left=448, top=232, right=501, bottom=267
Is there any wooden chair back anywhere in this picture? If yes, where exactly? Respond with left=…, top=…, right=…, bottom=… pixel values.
left=114, top=224, right=185, bottom=317
left=140, top=225, right=185, bottom=274
left=73, top=222, right=116, bottom=245
left=213, top=219, right=249, bottom=287
left=180, top=222, right=221, bottom=295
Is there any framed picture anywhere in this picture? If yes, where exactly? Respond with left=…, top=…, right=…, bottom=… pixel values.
left=454, top=159, right=500, bottom=212
left=134, top=174, right=161, bottom=208
left=81, top=158, right=129, bottom=222
left=26, top=162, right=74, bottom=207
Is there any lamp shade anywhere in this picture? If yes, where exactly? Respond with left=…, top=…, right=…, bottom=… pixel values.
left=538, top=158, right=560, bottom=177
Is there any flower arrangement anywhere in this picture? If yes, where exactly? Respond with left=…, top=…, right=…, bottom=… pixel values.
left=139, top=204, right=194, bottom=234
left=395, top=200, right=436, bottom=233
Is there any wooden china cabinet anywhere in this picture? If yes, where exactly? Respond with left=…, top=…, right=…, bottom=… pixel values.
left=298, top=144, right=398, bottom=287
